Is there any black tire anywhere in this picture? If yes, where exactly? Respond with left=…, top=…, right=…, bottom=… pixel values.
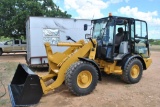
left=122, top=58, right=143, bottom=84
left=65, top=61, right=98, bottom=96
left=0, top=49, right=2, bottom=56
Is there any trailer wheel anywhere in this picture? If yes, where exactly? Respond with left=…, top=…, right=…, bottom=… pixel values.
left=0, top=49, right=2, bottom=56
left=65, top=61, right=98, bottom=96
left=122, top=58, right=143, bottom=84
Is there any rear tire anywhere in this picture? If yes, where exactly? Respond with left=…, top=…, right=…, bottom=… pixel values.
left=122, top=58, right=143, bottom=84
left=65, top=61, right=98, bottom=96
left=0, top=49, right=2, bottom=56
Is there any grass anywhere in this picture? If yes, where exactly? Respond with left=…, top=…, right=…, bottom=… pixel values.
left=0, top=99, right=9, bottom=106
left=0, top=62, right=19, bottom=107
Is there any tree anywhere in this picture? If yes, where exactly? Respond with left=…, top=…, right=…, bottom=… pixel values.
left=0, top=0, right=71, bottom=38
left=148, top=39, right=154, bottom=43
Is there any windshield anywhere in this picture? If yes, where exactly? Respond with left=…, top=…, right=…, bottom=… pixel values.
left=92, top=18, right=115, bottom=45
left=92, top=20, right=107, bottom=39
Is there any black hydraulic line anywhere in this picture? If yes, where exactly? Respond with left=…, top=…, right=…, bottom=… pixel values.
left=89, top=38, right=95, bottom=48
left=0, top=80, right=6, bottom=98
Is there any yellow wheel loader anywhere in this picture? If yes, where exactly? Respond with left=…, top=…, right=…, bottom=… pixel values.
left=8, top=14, right=152, bottom=106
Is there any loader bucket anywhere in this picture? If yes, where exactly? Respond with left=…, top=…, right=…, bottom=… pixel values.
left=8, top=64, right=43, bottom=107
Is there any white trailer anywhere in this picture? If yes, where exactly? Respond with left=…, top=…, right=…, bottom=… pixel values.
left=26, top=16, right=91, bottom=66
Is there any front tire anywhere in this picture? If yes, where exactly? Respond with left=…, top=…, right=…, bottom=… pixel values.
left=122, top=58, right=143, bottom=84
left=65, top=61, right=98, bottom=96
left=0, top=49, right=2, bottom=56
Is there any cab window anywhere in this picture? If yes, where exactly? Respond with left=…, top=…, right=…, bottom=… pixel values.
left=135, top=21, right=147, bottom=38
left=4, top=40, right=13, bottom=45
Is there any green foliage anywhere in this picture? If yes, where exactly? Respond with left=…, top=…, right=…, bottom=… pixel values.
left=0, top=36, right=11, bottom=42
left=148, top=39, right=154, bottom=43
left=0, top=36, right=26, bottom=42
left=149, top=39, right=160, bottom=45
left=0, top=0, right=71, bottom=38
left=150, top=41, right=160, bottom=45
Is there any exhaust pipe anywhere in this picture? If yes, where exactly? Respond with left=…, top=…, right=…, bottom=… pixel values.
left=8, top=64, right=43, bottom=107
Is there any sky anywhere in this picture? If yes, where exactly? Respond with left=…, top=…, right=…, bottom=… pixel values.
left=53, top=0, right=160, bottom=39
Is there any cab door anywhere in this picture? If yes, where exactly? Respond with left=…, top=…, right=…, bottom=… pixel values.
left=3, top=40, right=14, bottom=52
left=13, top=40, right=21, bottom=51
left=134, top=20, right=149, bottom=57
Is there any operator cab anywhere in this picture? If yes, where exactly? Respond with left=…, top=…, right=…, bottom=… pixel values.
left=84, top=14, right=150, bottom=62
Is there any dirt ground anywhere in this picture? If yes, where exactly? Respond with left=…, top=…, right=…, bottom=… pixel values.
left=0, top=51, right=160, bottom=107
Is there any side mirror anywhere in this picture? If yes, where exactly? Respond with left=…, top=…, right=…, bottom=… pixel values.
left=84, top=24, right=88, bottom=31
left=66, top=36, right=71, bottom=40
left=66, top=36, right=76, bottom=42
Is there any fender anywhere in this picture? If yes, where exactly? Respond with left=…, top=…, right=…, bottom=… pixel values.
left=78, top=57, right=102, bottom=81
left=120, top=54, right=146, bottom=70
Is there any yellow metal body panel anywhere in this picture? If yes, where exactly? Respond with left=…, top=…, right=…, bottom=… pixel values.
left=96, top=60, right=122, bottom=75
left=143, top=58, right=152, bottom=69
left=89, top=40, right=97, bottom=60
left=57, top=42, right=83, bottom=47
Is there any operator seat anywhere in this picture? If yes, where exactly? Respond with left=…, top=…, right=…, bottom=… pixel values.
left=115, top=27, right=124, bottom=47
left=115, top=27, right=124, bottom=53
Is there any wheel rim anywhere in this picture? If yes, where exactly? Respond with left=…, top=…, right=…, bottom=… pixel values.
left=77, top=70, right=92, bottom=88
left=130, top=65, right=140, bottom=79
